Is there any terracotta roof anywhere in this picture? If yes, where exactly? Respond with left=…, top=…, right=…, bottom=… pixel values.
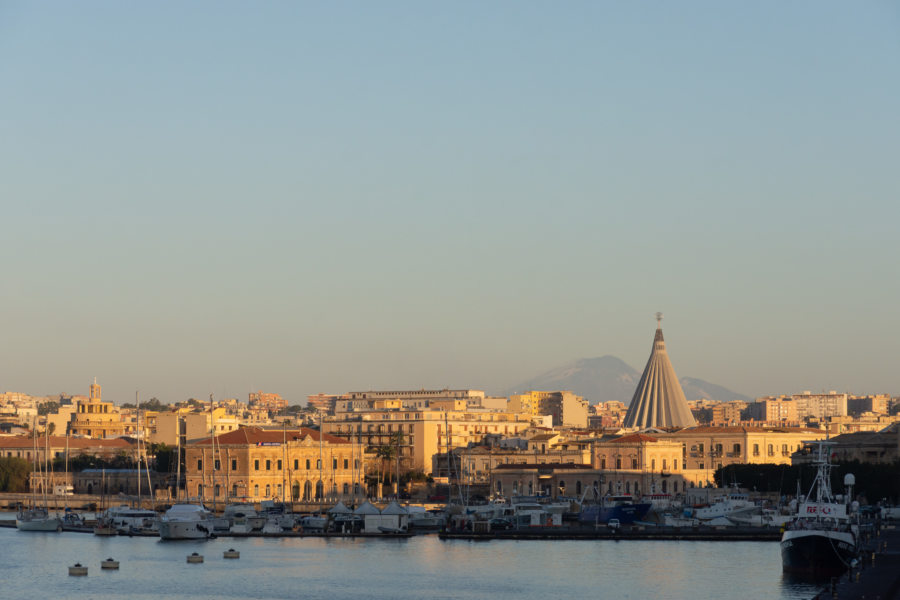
left=0, top=436, right=132, bottom=449
left=191, top=426, right=349, bottom=446
left=610, top=433, right=659, bottom=444
left=494, top=462, right=593, bottom=471
left=671, top=426, right=822, bottom=434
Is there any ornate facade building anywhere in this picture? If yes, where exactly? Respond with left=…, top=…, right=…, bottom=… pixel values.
left=185, top=426, right=371, bottom=503
left=68, top=380, right=128, bottom=439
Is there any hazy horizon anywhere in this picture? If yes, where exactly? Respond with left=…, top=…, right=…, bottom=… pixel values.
left=2, top=2, right=898, bottom=405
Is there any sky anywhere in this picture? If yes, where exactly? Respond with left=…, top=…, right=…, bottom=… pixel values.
left=1, top=2, right=899, bottom=405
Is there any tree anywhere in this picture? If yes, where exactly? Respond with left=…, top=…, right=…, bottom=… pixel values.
left=122, top=397, right=168, bottom=411
left=37, top=401, right=60, bottom=416
left=0, top=457, right=31, bottom=492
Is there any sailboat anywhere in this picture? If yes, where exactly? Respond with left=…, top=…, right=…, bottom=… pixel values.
left=17, top=420, right=62, bottom=532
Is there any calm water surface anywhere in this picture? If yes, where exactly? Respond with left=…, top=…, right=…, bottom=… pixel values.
left=0, top=521, right=823, bottom=600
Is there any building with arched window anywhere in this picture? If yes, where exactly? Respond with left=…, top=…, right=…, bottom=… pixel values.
left=185, top=426, right=371, bottom=503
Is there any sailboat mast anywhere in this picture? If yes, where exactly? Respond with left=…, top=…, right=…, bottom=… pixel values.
left=136, top=391, right=141, bottom=508
left=175, top=415, right=181, bottom=502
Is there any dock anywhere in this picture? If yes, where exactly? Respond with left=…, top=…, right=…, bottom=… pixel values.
left=816, top=522, right=900, bottom=600
left=439, top=524, right=781, bottom=541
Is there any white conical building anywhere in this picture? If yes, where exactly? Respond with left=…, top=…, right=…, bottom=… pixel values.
left=622, top=315, right=697, bottom=429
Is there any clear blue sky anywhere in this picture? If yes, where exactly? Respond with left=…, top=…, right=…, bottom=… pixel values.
left=1, top=1, right=898, bottom=404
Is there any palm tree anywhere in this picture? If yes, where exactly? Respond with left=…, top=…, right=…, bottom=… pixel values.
left=376, top=445, right=396, bottom=485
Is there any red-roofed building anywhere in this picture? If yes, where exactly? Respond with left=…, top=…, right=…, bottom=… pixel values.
left=185, top=426, right=372, bottom=503
left=0, top=435, right=134, bottom=463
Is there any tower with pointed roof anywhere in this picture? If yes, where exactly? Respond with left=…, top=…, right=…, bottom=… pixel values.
left=622, top=314, right=697, bottom=429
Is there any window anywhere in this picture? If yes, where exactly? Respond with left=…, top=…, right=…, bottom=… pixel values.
left=333, top=458, right=337, bottom=469
left=651, top=459, right=656, bottom=470
left=615, top=458, right=621, bottom=469
left=277, top=459, right=282, bottom=471
left=266, top=460, right=271, bottom=471
left=254, top=459, right=260, bottom=470
left=698, top=443, right=704, bottom=453
left=767, top=444, right=774, bottom=457
left=600, top=458, right=606, bottom=469
left=232, top=484, right=238, bottom=497
left=752, top=444, right=760, bottom=456
left=294, top=459, right=299, bottom=470
left=343, top=458, right=348, bottom=469
left=316, top=459, right=321, bottom=469
left=733, top=444, right=741, bottom=455
left=214, top=459, right=220, bottom=470
left=265, top=484, right=271, bottom=497
left=214, top=484, right=220, bottom=497
left=254, top=484, right=259, bottom=497
left=306, top=459, right=311, bottom=470
left=715, top=444, right=723, bottom=455
left=782, top=444, right=789, bottom=456
left=231, top=459, right=237, bottom=471
left=197, top=460, right=203, bottom=471
left=662, top=459, right=667, bottom=470
left=631, top=458, right=638, bottom=469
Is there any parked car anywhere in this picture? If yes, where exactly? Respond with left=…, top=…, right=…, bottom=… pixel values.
left=489, top=518, right=514, bottom=530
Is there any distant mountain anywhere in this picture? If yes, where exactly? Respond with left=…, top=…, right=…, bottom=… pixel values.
left=504, top=356, right=750, bottom=405
left=679, top=377, right=751, bottom=403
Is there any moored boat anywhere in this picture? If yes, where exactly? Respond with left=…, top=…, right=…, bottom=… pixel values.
left=157, top=504, right=213, bottom=540
left=780, top=441, right=859, bottom=578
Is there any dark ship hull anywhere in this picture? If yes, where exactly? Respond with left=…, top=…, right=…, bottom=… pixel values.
left=578, top=503, right=651, bottom=524
left=781, top=530, right=857, bottom=578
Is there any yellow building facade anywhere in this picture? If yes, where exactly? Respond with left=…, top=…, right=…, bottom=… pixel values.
left=185, top=426, right=371, bottom=503
left=68, top=380, right=128, bottom=439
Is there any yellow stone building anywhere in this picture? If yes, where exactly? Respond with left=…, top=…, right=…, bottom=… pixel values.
left=185, top=426, right=370, bottom=503
left=68, top=380, right=128, bottom=439
left=323, top=405, right=533, bottom=476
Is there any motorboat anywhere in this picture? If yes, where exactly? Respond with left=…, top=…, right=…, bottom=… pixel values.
left=781, top=441, right=859, bottom=578
left=218, top=503, right=266, bottom=533
left=102, top=504, right=159, bottom=534
left=157, top=504, right=214, bottom=540
left=407, top=507, right=447, bottom=530
left=298, top=514, right=328, bottom=531
left=692, top=487, right=755, bottom=521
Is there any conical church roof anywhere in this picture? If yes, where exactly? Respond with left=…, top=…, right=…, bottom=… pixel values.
left=623, top=316, right=697, bottom=429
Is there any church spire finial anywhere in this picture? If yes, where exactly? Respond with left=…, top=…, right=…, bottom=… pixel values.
left=655, top=312, right=663, bottom=328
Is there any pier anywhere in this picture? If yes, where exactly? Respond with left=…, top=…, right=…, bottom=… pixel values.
left=818, top=523, right=900, bottom=600
left=439, top=523, right=781, bottom=541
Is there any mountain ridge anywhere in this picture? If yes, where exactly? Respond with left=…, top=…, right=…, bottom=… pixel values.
left=502, top=355, right=751, bottom=405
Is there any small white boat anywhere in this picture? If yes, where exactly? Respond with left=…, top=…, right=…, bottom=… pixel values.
left=157, top=504, right=213, bottom=540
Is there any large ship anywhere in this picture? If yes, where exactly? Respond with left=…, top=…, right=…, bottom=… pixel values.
left=780, top=441, right=859, bottom=578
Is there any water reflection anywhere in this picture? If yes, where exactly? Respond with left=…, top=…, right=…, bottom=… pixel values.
left=0, top=525, right=824, bottom=600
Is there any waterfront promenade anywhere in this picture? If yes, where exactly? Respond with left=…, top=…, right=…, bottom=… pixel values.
left=814, top=523, right=900, bottom=600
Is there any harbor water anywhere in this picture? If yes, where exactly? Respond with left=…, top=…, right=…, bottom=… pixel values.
left=0, top=524, right=822, bottom=599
